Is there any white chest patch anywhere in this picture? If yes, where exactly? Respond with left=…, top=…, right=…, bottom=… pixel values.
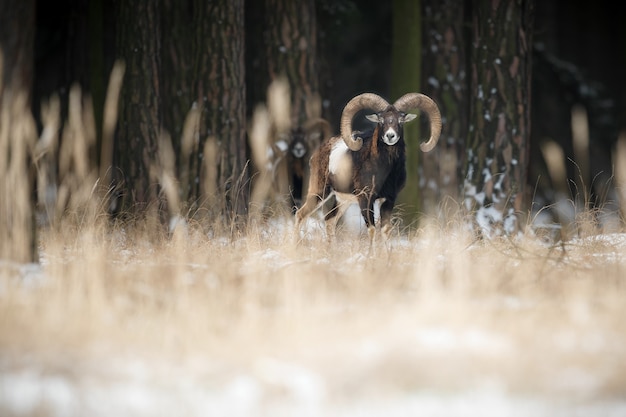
left=329, top=140, right=349, bottom=175
left=329, top=140, right=353, bottom=189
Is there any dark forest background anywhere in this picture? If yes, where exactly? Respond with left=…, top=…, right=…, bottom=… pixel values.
left=2, top=0, right=626, bottom=241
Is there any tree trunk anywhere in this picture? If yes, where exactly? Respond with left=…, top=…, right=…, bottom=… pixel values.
left=421, top=0, right=469, bottom=219
left=197, top=0, right=248, bottom=224
left=249, top=0, right=320, bottom=126
left=463, top=0, right=534, bottom=237
left=88, top=0, right=106, bottom=155
left=159, top=1, right=247, bottom=227
left=114, top=0, right=162, bottom=215
left=391, top=0, right=423, bottom=225
left=246, top=0, right=320, bottom=213
left=160, top=0, right=196, bottom=204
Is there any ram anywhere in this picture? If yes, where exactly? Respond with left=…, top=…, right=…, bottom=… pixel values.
left=280, top=118, right=331, bottom=212
left=294, top=92, right=442, bottom=245
left=249, top=99, right=330, bottom=218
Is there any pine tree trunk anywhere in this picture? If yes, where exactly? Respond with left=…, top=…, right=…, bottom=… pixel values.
left=464, top=0, right=534, bottom=237
left=197, top=0, right=248, bottom=223
left=251, top=0, right=320, bottom=126
left=114, top=0, right=162, bottom=215
left=246, top=0, right=320, bottom=212
left=421, top=0, right=468, bottom=218
left=160, top=0, right=196, bottom=204
left=88, top=0, right=106, bottom=153
left=159, top=1, right=247, bottom=226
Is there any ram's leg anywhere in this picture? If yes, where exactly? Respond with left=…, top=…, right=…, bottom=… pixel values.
left=358, top=195, right=377, bottom=249
left=294, top=160, right=324, bottom=237
left=294, top=194, right=322, bottom=242
left=323, top=195, right=351, bottom=242
left=379, top=198, right=395, bottom=240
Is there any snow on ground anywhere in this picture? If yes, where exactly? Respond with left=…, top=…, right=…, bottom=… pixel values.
left=2, top=349, right=626, bottom=417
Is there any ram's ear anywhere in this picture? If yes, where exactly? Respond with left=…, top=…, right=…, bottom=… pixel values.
left=365, top=114, right=380, bottom=123
left=402, top=113, right=418, bottom=123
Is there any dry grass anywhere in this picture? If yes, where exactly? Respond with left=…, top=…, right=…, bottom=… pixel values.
left=2, top=62, right=626, bottom=415
left=2, top=216, right=626, bottom=405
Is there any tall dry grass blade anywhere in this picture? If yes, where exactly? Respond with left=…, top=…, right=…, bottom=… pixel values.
left=34, top=94, right=61, bottom=225
left=201, top=136, right=218, bottom=213
left=82, top=93, right=97, bottom=153
left=68, top=84, right=89, bottom=179
left=0, top=48, right=3, bottom=96
left=179, top=106, right=200, bottom=203
left=571, top=104, right=590, bottom=196
left=0, top=98, right=9, bottom=179
left=1, top=91, right=38, bottom=262
left=267, top=76, right=291, bottom=134
left=35, top=95, right=61, bottom=158
left=305, top=92, right=322, bottom=120
left=248, top=105, right=271, bottom=168
left=180, top=107, right=200, bottom=158
left=1, top=95, right=13, bottom=259
left=99, top=60, right=125, bottom=190
left=49, top=84, right=102, bottom=226
left=154, top=130, right=181, bottom=221
left=540, top=140, right=567, bottom=194
left=248, top=104, right=273, bottom=223
left=248, top=78, right=295, bottom=221
left=615, top=131, right=626, bottom=225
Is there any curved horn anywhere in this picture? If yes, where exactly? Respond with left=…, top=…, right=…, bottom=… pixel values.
left=393, top=93, right=442, bottom=152
left=340, top=93, right=390, bottom=151
left=303, top=117, right=332, bottom=142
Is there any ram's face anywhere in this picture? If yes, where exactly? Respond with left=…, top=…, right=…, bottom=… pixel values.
left=289, top=129, right=308, bottom=159
left=365, top=108, right=417, bottom=146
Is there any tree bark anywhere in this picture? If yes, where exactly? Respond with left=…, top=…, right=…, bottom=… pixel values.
left=114, top=0, right=162, bottom=215
left=421, top=0, right=469, bottom=218
left=198, top=0, right=248, bottom=223
left=159, top=1, right=248, bottom=226
left=246, top=0, right=319, bottom=213
left=463, top=0, right=534, bottom=237
left=161, top=0, right=196, bottom=143
left=160, top=0, right=196, bottom=204
left=249, top=0, right=320, bottom=126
